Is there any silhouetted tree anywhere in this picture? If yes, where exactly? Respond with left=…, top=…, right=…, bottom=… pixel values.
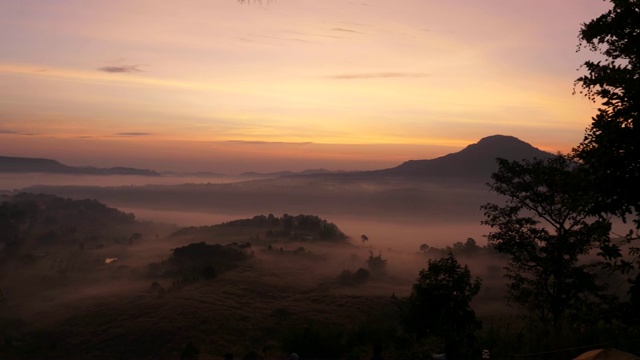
left=0, top=202, right=28, bottom=249
left=464, top=237, right=479, bottom=252
left=574, top=0, right=640, bottom=228
left=401, top=253, right=481, bottom=359
left=338, top=267, right=370, bottom=286
left=482, top=156, right=612, bottom=330
left=366, top=251, right=387, bottom=276
left=573, top=0, right=640, bottom=319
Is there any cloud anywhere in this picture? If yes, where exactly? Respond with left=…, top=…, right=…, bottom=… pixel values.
left=324, top=72, right=429, bottom=80
left=0, top=130, right=38, bottom=136
left=331, top=27, right=359, bottom=33
left=116, top=132, right=151, bottom=136
left=97, top=65, right=143, bottom=73
left=226, top=140, right=312, bottom=146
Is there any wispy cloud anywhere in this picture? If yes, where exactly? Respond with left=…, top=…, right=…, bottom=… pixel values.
left=116, top=132, right=151, bottom=136
left=331, top=27, right=359, bottom=34
left=97, top=65, right=143, bottom=73
left=0, top=129, right=38, bottom=136
left=226, top=140, right=312, bottom=145
left=324, top=72, right=429, bottom=80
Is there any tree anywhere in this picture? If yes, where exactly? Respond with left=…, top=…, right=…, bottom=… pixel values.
left=337, top=267, right=369, bottom=286
left=574, top=0, right=640, bottom=226
left=366, top=251, right=387, bottom=276
left=0, top=202, right=28, bottom=250
left=482, top=156, right=612, bottom=330
left=573, top=0, right=640, bottom=324
left=401, top=253, right=481, bottom=359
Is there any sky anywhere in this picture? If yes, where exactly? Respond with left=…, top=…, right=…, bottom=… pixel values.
left=0, top=0, right=611, bottom=174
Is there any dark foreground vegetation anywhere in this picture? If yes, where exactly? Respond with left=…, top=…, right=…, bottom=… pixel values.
left=2, top=1, right=640, bottom=358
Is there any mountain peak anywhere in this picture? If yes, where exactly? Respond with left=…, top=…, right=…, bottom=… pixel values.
left=456, top=135, right=540, bottom=157
left=381, top=135, right=553, bottom=179
left=476, top=134, right=524, bottom=145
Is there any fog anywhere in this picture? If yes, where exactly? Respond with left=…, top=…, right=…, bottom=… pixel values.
left=0, top=173, right=518, bottom=358
left=11, top=172, right=495, bottom=254
left=123, top=208, right=487, bottom=252
left=0, top=173, right=250, bottom=191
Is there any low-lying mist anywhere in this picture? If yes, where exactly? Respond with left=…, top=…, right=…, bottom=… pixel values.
left=0, top=176, right=515, bottom=358
left=122, top=207, right=488, bottom=252
left=0, top=172, right=247, bottom=191
left=18, top=173, right=496, bottom=251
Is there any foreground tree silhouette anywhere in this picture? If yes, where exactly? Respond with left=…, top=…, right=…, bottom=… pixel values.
left=482, top=156, right=612, bottom=331
left=573, top=0, right=640, bottom=322
left=401, top=253, right=481, bottom=359
left=574, top=0, right=640, bottom=226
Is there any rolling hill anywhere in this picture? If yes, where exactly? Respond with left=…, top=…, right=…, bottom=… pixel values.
left=0, top=156, right=161, bottom=176
left=367, top=134, right=555, bottom=180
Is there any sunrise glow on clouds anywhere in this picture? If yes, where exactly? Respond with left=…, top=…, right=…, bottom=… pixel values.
left=0, top=0, right=610, bottom=172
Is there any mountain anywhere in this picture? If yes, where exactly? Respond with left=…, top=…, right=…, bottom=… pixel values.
left=0, top=156, right=161, bottom=176
left=161, top=171, right=226, bottom=178
left=239, top=168, right=340, bottom=179
left=368, top=135, right=555, bottom=180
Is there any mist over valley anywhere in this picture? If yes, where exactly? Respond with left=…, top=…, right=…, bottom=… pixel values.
left=1, top=135, right=637, bottom=359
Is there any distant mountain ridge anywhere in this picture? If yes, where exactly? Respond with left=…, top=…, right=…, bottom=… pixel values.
left=240, top=168, right=343, bottom=178
left=366, top=135, right=555, bottom=180
left=2, top=135, right=555, bottom=180
left=0, top=156, right=161, bottom=176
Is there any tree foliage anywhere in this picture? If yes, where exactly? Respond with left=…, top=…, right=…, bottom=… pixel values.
left=482, top=156, right=612, bottom=329
left=573, top=0, right=640, bottom=322
left=401, top=253, right=481, bottom=357
left=338, top=268, right=370, bottom=286
left=574, top=0, right=640, bottom=224
left=169, top=241, right=252, bottom=276
left=366, top=251, right=387, bottom=276
left=0, top=201, right=28, bottom=249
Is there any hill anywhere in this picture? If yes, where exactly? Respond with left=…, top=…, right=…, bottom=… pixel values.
left=17, top=135, right=549, bottom=224
left=171, top=214, right=348, bottom=243
left=0, top=156, right=161, bottom=176
left=367, top=135, right=554, bottom=180
left=239, top=168, right=340, bottom=179
left=0, top=192, right=161, bottom=256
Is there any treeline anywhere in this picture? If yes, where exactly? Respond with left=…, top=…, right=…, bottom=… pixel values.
left=148, top=241, right=253, bottom=296
left=0, top=192, right=138, bottom=251
left=172, top=213, right=347, bottom=242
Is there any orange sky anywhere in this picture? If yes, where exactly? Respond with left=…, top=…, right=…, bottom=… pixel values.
left=0, top=0, right=610, bottom=173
